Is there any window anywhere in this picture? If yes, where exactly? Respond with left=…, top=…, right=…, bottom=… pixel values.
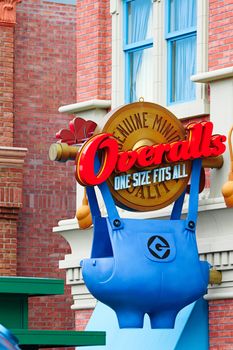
left=123, top=0, right=153, bottom=103
left=112, top=0, right=208, bottom=117
left=166, top=0, right=197, bottom=104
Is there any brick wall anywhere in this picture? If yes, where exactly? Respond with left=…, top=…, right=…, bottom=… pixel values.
left=14, top=0, right=77, bottom=336
left=208, top=2, right=233, bottom=349
left=76, top=0, right=111, bottom=102
left=74, top=0, right=112, bottom=329
left=209, top=299, right=233, bottom=350
left=0, top=26, right=14, bottom=147
left=0, top=216, right=17, bottom=275
left=209, top=0, right=233, bottom=70
left=75, top=309, right=93, bottom=331
left=0, top=164, right=24, bottom=275
left=0, top=2, right=26, bottom=277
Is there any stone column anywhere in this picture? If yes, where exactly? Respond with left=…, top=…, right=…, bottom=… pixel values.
left=0, top=0, right=21, bottom=147
left=0, top=0, right=27, bottom=275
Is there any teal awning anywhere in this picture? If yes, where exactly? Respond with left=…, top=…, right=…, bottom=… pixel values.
left=0, top=277, right=105, bottom=348
left=82, top=298, right=208, bottom=350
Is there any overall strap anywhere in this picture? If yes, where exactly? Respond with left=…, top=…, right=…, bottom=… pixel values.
left=171, top=159, right=202, bottom=221
left=186, top=158, right=202, bottom=231
left=86, top=155, right=123, bottom=231
left=170, top=190, right=186, bottom=220
left=86, top=155, right=103, bottom=218
left=86, top=184, right=123, bottom=231
left=99, top=181, right=123, bottom=230
left=86, top=186, right=101, bottom=218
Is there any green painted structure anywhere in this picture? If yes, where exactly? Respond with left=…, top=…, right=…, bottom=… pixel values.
left=0, top=277, right=105, bottom=349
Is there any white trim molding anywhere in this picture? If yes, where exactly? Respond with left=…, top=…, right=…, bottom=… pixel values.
left=58, top=100, right=111, bottom=114
left=53, top=219, right=96, bottom=310
left=58, top=99, right=111, bottom=127
left=192, top=66, right=233, bottom=83
left=0, top=147, right=28, bottom=168
left=197, top=207, right=233, bottom=300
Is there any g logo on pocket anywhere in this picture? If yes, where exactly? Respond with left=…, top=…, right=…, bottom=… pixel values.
left=147, top=236, right=170, bottom=259
left=141, top=232, right=176, bottom=262
left=147, top=236, right=170, bottom=260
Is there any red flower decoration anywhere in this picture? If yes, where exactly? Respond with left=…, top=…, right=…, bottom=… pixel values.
left=56, top=117, right=97, bottom=145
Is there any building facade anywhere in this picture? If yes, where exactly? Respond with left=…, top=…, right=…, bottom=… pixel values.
left=56, top=0, right=233, bottom=349
left=0, top=0, right=78, bottom=346
left=1, top=0, right=233, bottom=349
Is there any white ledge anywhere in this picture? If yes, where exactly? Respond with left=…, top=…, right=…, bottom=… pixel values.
left=53, top=218, right=79, bottom=232
left=53, top=197, right=227, bottom=227
left=205, top=291, right=233, bottom=301
left=191, top=66, right=233, bottom=83
left=58, top=99, right=111, bottom=114
left=0, top=147, right=28, bottom=168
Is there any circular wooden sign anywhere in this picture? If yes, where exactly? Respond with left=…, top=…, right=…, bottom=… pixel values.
left=102, top=102, right=192, bottom=211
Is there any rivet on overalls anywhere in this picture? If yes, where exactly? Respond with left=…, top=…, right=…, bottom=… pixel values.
left=113, top=219, right=121, bottom=227
left=188, top=221, right=195, bottom=229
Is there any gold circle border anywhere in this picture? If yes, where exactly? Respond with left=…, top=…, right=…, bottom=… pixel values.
left=102, top=102, right=192, bottom=212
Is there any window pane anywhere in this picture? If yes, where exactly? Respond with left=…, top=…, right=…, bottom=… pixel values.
left=129, top=47, right=153, bottom=102
left=169, top=0, right=196, bottom=33
left=171, top=35, right=196, bottom=102
left=127, top=0, right=152, bottom=45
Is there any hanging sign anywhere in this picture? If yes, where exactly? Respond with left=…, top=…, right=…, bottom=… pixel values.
left=76, top=102, right=226, bottom=211
left=51, top=102, right=227, bottom=330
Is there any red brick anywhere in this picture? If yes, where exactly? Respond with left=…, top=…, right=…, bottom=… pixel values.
left=209, top=1, right=233, bottom=70
left=0, top=25, right=14, bottom=147
left=75, top=309, right=93, bottom=331
left=209, top=300, right=233, bottom=349
left=76, top=0, right=111, bottom=101
left=11, top=0, right=78, bottom=343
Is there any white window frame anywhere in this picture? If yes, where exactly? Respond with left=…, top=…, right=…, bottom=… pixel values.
left=110, top=0, right=209, bottom=119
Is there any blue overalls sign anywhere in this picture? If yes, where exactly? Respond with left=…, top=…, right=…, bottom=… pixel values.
left=54, top=102, right=227, bottom=330
left=82, top=158, right=209, bottom=329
